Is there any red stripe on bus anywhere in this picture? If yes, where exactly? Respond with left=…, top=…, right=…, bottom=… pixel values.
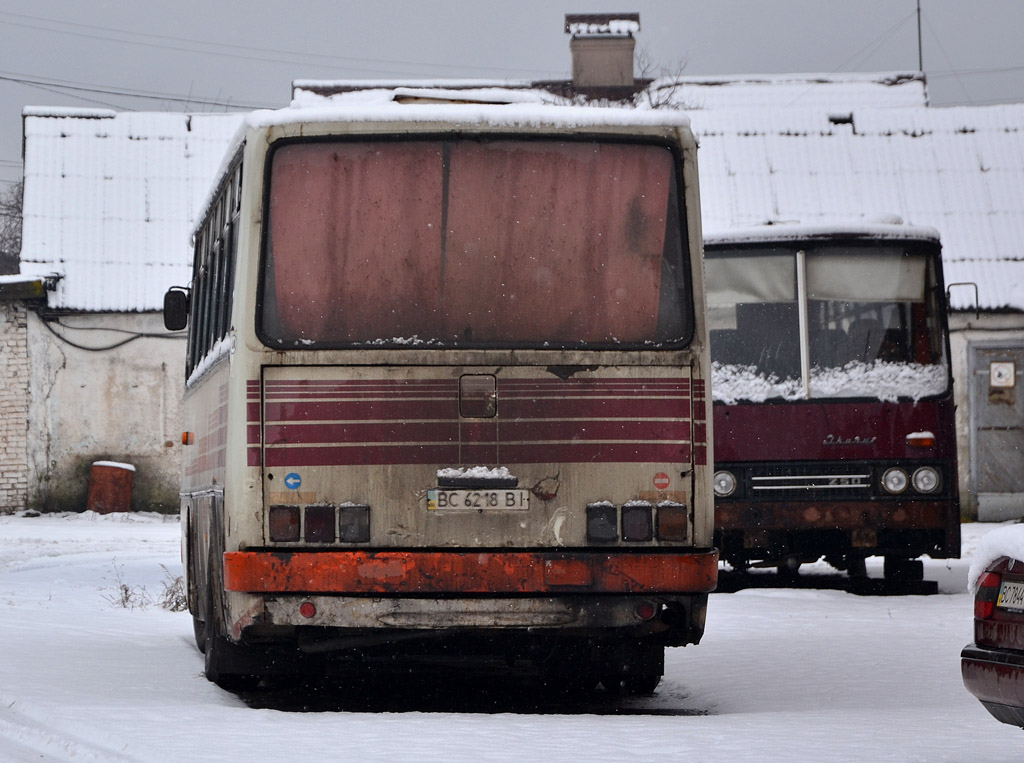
left=692, top=422, right=707, bottom=445
left=263, top=444, right=462, bottom=467
left=261, top=441, right=689, bottom=467
left=223, top=549, right=718, bottom=595
left=265, top=421, right=459, bottom=446
left=501, top=398, right=689, bottom=420
left=497, top=442, right=690, bottom=464
left=263, top=400, right=459, bottom=422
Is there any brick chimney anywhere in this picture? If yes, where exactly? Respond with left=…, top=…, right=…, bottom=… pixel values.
left=565, top=13, right=640, bottom=90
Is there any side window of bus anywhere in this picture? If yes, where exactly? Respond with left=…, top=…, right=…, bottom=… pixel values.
left=186, top=161, right=242, bottom=379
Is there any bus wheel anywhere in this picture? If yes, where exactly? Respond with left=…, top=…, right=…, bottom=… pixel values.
left=624, top=673, right=661, bottom=695
left=203, top=590, right=260, bottom=691
left=846, top=557, right=868, bottom=579
left=193, top=616, right=207, bottom=654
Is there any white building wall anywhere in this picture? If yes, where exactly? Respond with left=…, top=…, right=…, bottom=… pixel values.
left=0, top=302, right=29, bottom=512
left=26, top=311, right=186, bottom=512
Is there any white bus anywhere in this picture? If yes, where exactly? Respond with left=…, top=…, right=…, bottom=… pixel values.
left=164, top=95, right=716, bottom=693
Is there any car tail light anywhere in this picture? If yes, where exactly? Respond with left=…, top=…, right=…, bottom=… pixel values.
left=304, top=505, right=336, bottom=543
left=269, top=505, right=300, bottom=542
left=622, top=503, right=653, bottom=542
left=975, top=571, right=1001, bottom=620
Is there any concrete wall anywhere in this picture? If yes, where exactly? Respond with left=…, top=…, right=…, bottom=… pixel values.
left=0, top=302, right=29, bottom=513
left=949, top=311, right=1024, bottom=520
left=26, top=311, right=186, bottom=512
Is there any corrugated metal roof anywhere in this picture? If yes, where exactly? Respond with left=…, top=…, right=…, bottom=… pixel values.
left=652, top=72, right=927, bottom=111
left=17, top=78, right=1023, bottom=314
left=693, top=104, right=1024, bottom=310
left=20, top=109, right=243, bottom=312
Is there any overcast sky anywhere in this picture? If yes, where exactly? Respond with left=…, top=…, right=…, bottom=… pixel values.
left=2, top=0, right=1023, bottom=186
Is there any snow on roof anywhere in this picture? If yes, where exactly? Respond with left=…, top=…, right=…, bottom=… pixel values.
left=704, top=219, right=941, bottom=247
left=20, top=109, right=244, bottom=312
left=250, top=99, right=693, bottom=131
left=694, top=103, right=1024, bottom=311
left=17, top=77, right=1024, bottom=314
left=650, top=72, right=927, bottom=111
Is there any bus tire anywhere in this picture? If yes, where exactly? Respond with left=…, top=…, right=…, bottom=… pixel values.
left=624, top=673, right=661, bottom=695
left=884, top=557, right=924, bottom=582
left=193, top=616, right=207, bottom=654
left=203, top=588, right=260, bottom=691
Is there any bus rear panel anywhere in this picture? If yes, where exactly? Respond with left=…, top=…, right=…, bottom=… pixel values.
left=172, top=105, right=715, bottom=691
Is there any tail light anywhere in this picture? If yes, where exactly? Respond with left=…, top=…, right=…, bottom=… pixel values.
left=975, top=571, right=1001, bottom=620
left=586, top=503, right=618, bottom=543
left=621, top=503, right=653, bottom=542
left=656, top=502, right=688, bottom=541
left=269, top=505, right=300, bottom=542
left=304, top=505, right=336, bottom=543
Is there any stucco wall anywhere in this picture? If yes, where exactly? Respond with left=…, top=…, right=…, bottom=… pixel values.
left=26, top=311, right=186, bottom=512
left=0, top=302, right=29, bottom=513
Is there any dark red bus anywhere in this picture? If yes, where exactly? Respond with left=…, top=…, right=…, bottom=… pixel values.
left=704, top=221, right=959, bottom=582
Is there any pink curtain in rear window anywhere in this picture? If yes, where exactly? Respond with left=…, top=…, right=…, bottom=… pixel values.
left=266, top=140, right=673, bottom=344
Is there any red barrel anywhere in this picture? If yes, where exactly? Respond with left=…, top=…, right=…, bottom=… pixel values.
left=86, top=461, right=135, bottom=513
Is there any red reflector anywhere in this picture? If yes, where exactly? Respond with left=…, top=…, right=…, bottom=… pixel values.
left=299, top=602, right=316, bottom=618
left=975, top=599, right=995, bottom=620
left=635, top=601, right=657, bottom=621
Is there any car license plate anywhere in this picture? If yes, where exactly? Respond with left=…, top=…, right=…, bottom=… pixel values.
left=997, top=579, right=1024, bottom=611
left=427, top=489, right=529, bottom=511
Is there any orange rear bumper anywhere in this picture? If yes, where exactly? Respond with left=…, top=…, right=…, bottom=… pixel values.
left=223, top=549, right=718, bottom=595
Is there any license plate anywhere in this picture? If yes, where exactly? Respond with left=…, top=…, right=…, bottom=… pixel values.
left=427, top=489, right=529, bottom=511
left=997, top=579, right=1024, bottom=611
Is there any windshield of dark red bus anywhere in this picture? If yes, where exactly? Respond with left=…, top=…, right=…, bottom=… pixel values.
left=705, top=242, right=949, bottom=403
left=258, top=137, right=692, bottom=349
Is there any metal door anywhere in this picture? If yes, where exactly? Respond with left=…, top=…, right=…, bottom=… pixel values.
left=971, top=343, right=1024, bottom=520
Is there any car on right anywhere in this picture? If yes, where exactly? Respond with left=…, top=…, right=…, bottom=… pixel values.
left=961, top=523, right=1024, bottom=728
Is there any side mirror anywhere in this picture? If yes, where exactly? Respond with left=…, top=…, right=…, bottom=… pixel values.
left=163, top=288, right=190, bottom=331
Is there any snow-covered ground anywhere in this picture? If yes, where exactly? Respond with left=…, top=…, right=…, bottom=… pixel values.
left=1, top=512, right=1021, bottom=762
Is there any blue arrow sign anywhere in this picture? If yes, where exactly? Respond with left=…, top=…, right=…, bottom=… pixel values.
left=284, top=472, right=302, bottom=490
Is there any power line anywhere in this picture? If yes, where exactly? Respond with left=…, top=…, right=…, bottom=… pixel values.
left=922, top=13, right=973, bottom=104
left=0, top=70, right=275, bottom=110
left=833, top=10, right=918, bottom=73
left=0, top=10, right=563, bottom=79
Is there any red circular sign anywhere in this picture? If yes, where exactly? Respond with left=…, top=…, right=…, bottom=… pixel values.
left=653, top=472, right=670, bottom=490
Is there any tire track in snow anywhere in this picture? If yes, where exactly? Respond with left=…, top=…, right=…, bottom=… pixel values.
left=0, top=695, right=133, bottom=762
